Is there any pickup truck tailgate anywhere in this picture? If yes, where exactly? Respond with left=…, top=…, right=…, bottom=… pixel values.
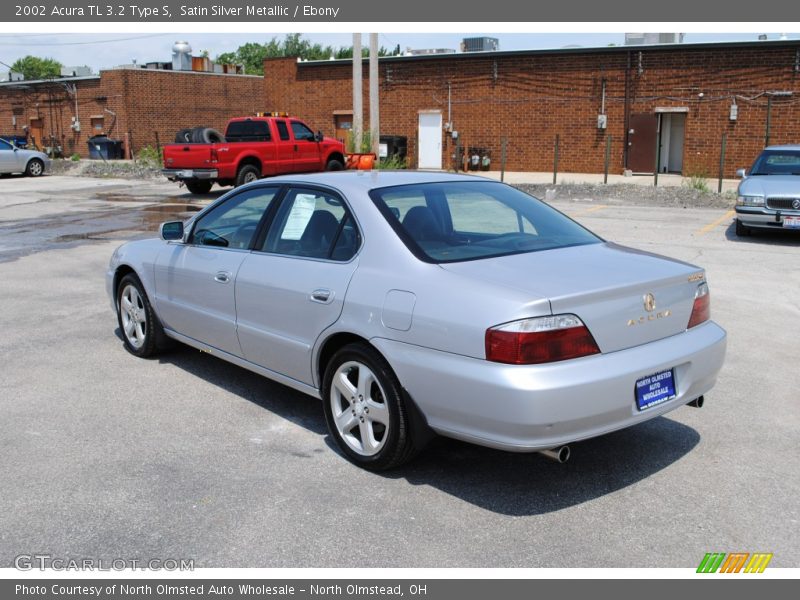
left=163, top=144, right=213, bottom=169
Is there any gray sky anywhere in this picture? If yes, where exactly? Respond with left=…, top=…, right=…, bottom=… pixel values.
left=0, top=32, right=797, bottom=71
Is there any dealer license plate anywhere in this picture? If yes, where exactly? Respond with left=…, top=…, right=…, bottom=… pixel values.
left=635, top=369, right=676, bottom=411
left=783, top=216, right=800, bottom=229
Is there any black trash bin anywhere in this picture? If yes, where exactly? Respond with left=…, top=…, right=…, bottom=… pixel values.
left=87, top=135, right=124, bottom=160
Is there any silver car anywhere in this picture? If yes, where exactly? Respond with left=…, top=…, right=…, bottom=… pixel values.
left=106, top=172, right=727, bottom=470
left=0, top=138, right=50, bottom=176
left=735, top=144, right=800, bottom=236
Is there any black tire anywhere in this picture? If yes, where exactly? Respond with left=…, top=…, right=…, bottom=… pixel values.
left=322, top=343, right=418, bottom=471
left=325, top=158, right=344, bottom=171
left=175, top=128, right=193, bottom=143
left=735, top=218, right=751, bottom=237
left=190, top=126, right=209, bottom=143
left=25, top=158, right=44, bottom=177
left=202, top=128, right=226, bottom=144
left=185, top=180, right=213, bottom=194
left=116, top=273, right=170, bottom=358
left=235, top=164, right=260, bottom=187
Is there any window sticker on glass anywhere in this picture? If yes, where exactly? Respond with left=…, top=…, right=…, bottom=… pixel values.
left=282, top=194, right=317, bottom=240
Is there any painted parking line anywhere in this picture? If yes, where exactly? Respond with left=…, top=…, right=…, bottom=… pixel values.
left=568, top=204, right=608, bottom=217
left=697, top=210, right=735, bottom=235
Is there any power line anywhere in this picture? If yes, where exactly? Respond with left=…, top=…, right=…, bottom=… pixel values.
left=0, top=33, right=170, bottom=46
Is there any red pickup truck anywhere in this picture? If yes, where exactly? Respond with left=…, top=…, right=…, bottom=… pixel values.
left=162, top=116, right=346, bottom=194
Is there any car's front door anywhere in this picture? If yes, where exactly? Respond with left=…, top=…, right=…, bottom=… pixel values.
left=289, top=120, right=321, bottom=172
left=235, top=186, right=361, bottom=385
left=153, top=185, right=280, bottom=356
left=0, top=139, right=19, bottom=173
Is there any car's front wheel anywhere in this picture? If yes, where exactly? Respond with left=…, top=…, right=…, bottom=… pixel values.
left=26, top=158, right=44, bottom=177
left=322, top=343, right=417, bottom=470
left=735, top=218, right=751, bottom=237
left=116, top=274, right=167, bottom=358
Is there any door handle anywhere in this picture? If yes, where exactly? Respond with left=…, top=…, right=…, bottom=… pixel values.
left=294, top=144, right=298, bottom=151
left=310, top=288, right=334, bottom=304
left=214, top=271, right=231, bottom=284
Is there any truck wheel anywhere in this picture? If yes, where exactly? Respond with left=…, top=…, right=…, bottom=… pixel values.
left=235, top=164, right=260, bottom=187
left=325, top=159, right=344, bottom=171
left=175, top=128, right=192, bottom=143
left=185, top=180, right=213, bottom=194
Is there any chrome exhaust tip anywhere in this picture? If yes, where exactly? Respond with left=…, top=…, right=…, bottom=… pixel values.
left=539, top=445, right=571, bottom=463
left=688, top=396, right=705, bottom=408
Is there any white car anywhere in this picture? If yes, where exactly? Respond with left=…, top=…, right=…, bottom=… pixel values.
left=0, top=138, right=50, bottom=176
left=107, top=172, right=726, bottom=470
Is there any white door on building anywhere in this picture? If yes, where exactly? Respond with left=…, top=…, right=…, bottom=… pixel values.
left=418, top=111, right=442, bottom=169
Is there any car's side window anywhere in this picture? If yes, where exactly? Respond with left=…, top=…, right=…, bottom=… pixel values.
left=0, top=139, right=11, bottom=151
left=190, top=187, right=278, bottom=250
left=260, top=188, right=360, bottom=261
left=275, top=120, right=291, bottom=141
left=290, top=121, right=314, bottom=142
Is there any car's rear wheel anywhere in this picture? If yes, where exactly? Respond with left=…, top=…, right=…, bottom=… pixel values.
left=185, top=180, right=213, bottom=194
left=322, top=343, right=417, bottom=470
left=116, top=274, right=168, bottom=358
left=735, top=218, right=751, bottom=237
left=26, top=159, right=44, bottom=177
left=235, top=164, right=260, bottom=187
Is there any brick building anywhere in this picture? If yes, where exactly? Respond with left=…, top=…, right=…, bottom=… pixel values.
left=263, top=40, right=800, bottom=177
left=0, top=67, right=262, bottom=158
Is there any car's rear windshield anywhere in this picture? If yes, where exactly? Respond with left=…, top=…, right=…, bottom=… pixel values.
left=750, top=150, right=800, bottom=175
left=369, top=181, right=601, bottom=263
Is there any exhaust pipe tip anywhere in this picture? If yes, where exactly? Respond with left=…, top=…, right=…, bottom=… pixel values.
left=539, top=445, right=571, bottom=463
left=688, top=395, right=705, bottom=408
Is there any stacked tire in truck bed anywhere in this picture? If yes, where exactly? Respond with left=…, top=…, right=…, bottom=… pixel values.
left=174, top=127, right=226, bottom=144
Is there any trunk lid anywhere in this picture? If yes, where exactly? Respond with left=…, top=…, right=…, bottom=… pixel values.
left=441, top=242, right=704, bottom=353
left=163, top=143, right=214, bottom=169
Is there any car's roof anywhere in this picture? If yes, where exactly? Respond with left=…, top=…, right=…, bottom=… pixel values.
left=248, top=170, right=498, bottom=192
left=764, top=144, right=800, bottom=151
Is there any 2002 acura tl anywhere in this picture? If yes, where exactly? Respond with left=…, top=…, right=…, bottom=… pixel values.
left=107, top=172, right=727, bottom=470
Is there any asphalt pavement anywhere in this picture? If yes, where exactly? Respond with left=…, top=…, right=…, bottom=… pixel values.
left=0, top=175, right=797, bottom=568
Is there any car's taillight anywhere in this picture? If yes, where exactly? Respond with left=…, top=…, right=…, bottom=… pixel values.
left=210, top=148, right=219, bottom=163
left=687, top=282, right=710, bottom=329
left=485, top=314, right=601, bottom=365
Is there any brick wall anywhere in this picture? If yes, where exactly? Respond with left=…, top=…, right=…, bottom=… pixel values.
left=264, top=42, right=800, bottom=177
left=0, top=68, right=263, bottom=158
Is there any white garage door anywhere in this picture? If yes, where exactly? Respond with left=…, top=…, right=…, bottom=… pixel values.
left=418, top=112, right=442, bottom=170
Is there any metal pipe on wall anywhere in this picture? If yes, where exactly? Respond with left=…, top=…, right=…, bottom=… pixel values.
left=369, top=33, right=380, bottom=158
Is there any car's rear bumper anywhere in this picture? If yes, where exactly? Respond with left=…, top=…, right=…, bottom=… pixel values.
left=372, top=321, right=727, bottom=452
left=162, top=168, right=218, bottom=181
left=736, top=206, right=800, bottom=229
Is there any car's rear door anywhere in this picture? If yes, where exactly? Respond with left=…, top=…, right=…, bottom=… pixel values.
left=235, top=186, right=361, bottom=385
left=272, top=119, right=296, bottom=174
left=153, top=185, right=281, bottom=356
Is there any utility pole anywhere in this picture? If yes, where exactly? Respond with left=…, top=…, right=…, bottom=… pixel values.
left=369, top=33, right=380, bottom=158
left=352, top=33, right=363, bottom=153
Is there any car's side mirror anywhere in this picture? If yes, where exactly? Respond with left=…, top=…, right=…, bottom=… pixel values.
left=736, top=168, right=747, bottom=178
left=314, top=131, right=324, bottom=142
left=160, top=221, right=184, bottom=241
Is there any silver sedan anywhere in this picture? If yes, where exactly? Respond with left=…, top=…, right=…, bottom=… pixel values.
left=735, top=144, right=800, bottom=235
left=0, top=138, right=50, bottom=176
left=106, top=172, right=727, bottom=470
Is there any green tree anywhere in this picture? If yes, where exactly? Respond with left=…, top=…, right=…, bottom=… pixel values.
left=215, top=34, right=396, bottom=75
left=10, top=55, right=62, bottom=80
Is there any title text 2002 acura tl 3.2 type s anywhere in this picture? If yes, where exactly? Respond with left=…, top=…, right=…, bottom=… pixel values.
left=107, top=172, right=727, bottom=470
